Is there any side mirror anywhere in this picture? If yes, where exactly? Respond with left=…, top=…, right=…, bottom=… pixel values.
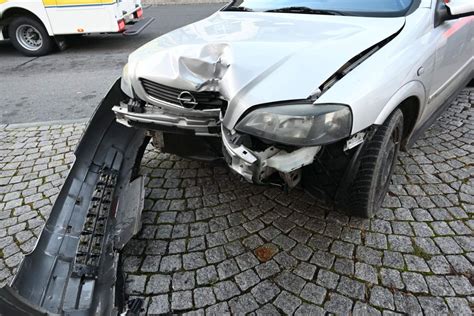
left=435, top=0, right=474, bottom=27
left=445, top=0, right=474, bottom=18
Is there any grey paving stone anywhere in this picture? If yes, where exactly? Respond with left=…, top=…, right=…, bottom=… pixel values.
left=352, top=301, right=382, bottom=316
left=433, top=237, right=463, bottom=254
left=446, top=254, right=473, bottom=274
left=356, top=246, right=383, bottom=266
left=393, top=292, right=422, bottom=315
left=425, top=276, right=455, bottom=296
left=324, top=292, right=353, bottom=315
left=228, top=293, right=259, bottom=314
left=331, top=240, right=356, bottom=257
left=290, top=243, right=312, bottom=261
left=355, top=262, right=378, bottom=284
left=365, top=232, right=388, bottom=250
left=217, top=258, right=239, bottom=280
left=380, top=268, right=404, bottom=290
left=274, top=291, right=302, bottom=315
left=272, top=234, right=297, bottom=251
left=337, top=276, right=366, bottom=300
left=388, top=235, right=414, bottom=253
left=242, top=234, right=265, bottom=249
left=160, top=255, right=182, bottom=273
left=275, top=271, right=306, bottom=295
left=426, top=255, right=451, bottom=275
left=274, top=251, right=298, bottom=268
left=251, top=279, right=281, bottom=305
left=172, top=271, right=195, bottom=291
left=172, top=291, right=193, bottom=311
left=402, top=272, right=429, bottom=294
left=205, top=246, right=226, bottom=264
left=316, top=269, right=340, bottom=290
left=431, top=221, right=455, bottom=235
left=307, top=234, right=332, bottom=251
left=126, top=275, right=147, bottom=295
left=418, top=296, right=449, bottom=315
left=383, top=251, right=405, bottom=269
left=310, top=250, right=335, bottom=269
left=404, top=255, right=430, bottom=273
left=289, top=227, right=312, bottom=243
left=235, top=252, right=259, bottom=271
left=234, top=269, right=259, bottom=291
left=146, top=274, right=171, bottom=294
left=223, top=240, right=245, bottom=257
left=196, top=265, right=218, bottom=285
left=255, top=259, right=280, bottom=279
left=446, top=297, right=472, bottom=315
left=183, top=252, right=206, bottom=270
left=295, top=303, right=325, bottom=316
left=206, top=302, right=229, bottom=315
left=300, top=282, right=326, bottom=305
left=446, top=275, right=473, bottom=295
left=213, top=280, right=240, bottom=301
left=148, top=294, right=170, bottom=314
left=334, top=257, right=355, bottom=276
left=255, top=303, right=280, bottom=316
left=370, top=286, right=394, bottom=310
left=293, top=262, right=317, bottom=280
left=193, top=287, right=216, bottom=309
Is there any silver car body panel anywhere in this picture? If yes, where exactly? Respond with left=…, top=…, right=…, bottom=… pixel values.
left=124, top=5, right=473, bottom=140
left=125, top=11, right=407, bottom=131
left=120, top=0, right=473, bottom=184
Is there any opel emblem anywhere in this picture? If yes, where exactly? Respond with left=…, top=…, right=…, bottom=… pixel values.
left=177, top=91, right=198, bottom=109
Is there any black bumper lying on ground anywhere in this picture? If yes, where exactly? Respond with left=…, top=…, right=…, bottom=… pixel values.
left=0, top=80, right=149, bottom=315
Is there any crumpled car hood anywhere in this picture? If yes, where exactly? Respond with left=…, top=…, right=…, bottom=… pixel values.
left=128, top=11, right=405, bottom=128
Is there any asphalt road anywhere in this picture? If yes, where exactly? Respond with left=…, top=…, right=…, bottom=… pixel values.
left=0, top=4, right=222, bottom=124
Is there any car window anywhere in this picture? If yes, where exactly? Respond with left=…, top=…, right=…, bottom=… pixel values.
left=224, top=0, right=415, bottom=17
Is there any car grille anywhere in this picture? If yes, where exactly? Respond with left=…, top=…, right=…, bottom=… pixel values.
left=140, top=78, right=226, bottom=111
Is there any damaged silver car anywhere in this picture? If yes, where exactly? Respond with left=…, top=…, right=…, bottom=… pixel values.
left=116, top=0, right=473, bottom=217
left=0, top=0, right=473, bottom=315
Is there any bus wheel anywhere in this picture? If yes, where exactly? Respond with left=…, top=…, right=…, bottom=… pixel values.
left=9, top=16, right=55, bottom=56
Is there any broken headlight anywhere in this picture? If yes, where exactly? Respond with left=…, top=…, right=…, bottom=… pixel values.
left=235, top=103, right=352, bottom=146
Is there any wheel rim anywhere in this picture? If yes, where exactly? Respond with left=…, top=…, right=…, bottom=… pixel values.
left=15, top=24, right=43, bottom=51
left=375, top=125, right=401, bottom=208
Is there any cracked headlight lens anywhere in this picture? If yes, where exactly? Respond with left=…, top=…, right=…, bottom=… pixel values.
left=236, top=103, right=352, bottom=146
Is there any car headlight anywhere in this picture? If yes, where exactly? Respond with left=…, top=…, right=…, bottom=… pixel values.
left=235, top=103, right=352, bottom=146
left=121, top=63, right=133, bottom=97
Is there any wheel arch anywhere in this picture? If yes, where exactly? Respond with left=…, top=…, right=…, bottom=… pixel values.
left=374, top=80, right=425, bottom=151
left=1, top=6, right=53, bottom=39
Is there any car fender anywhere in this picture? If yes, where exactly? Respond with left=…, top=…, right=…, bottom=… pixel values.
left=374, top=80, right=426, bottom=126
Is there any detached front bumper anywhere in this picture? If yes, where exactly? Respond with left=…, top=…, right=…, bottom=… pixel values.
left=0, top=80, right=148, bottom=315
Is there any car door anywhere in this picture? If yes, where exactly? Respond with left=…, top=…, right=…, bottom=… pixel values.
left=428, top=0, right=473, bottom=109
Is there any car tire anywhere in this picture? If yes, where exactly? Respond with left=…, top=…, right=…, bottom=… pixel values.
left=349, top=109, right=404, bottom=218
left=8, top=16, right=55, bottom=56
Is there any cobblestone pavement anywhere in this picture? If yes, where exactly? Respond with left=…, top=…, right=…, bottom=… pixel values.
left=1, top=88, right=473, bottom=315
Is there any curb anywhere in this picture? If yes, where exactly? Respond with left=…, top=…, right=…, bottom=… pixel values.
left=3, top=118, right=89, bottom=129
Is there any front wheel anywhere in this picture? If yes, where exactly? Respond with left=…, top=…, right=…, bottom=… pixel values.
left=8, top=16, right=55, bottom=56
left=349, top=109, right=404, bottom=218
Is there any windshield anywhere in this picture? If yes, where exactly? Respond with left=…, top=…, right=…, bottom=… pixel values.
left=224, top=0, right=415, bottom=17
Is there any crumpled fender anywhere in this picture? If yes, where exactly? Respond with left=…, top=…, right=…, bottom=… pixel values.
left=0, top=79, right=149, bottom=315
